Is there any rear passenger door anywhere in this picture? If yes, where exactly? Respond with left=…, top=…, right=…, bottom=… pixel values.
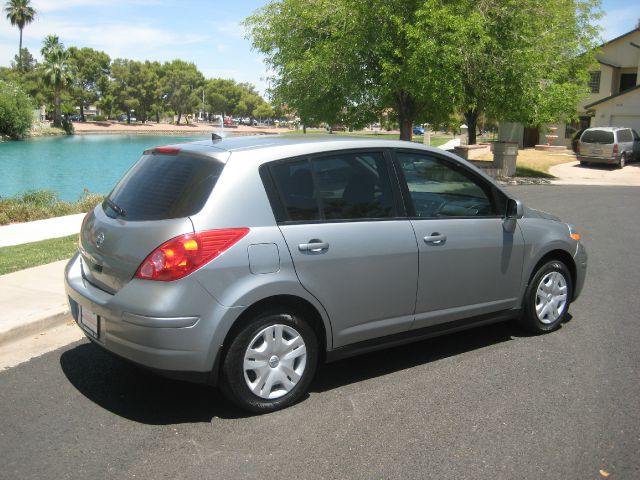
left=264, top=151, right=418, bottom=348
left=395, top=151, right=525, bottom=329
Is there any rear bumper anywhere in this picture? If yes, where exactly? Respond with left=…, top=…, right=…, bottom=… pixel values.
left=64, top=252, right=242, bottom=382
left=577, top=154, right=619, bottom=165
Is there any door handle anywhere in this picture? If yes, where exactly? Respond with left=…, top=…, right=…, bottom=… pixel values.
left=298, top=241, right=329, bottom=252
left=424, top=233, right=446, bottom=245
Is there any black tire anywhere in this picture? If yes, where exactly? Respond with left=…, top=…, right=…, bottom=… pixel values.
left=220, top=309, right=318, bottom=413
left=519, top=260, right=572, bottom=334
left=618, top=153, right=626, bottom=169
left=579, top=161, right=588, bottom=166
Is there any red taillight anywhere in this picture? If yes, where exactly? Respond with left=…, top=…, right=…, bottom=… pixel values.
left=612, top=143, right=618, bottom=155
left=135, top=228, right=250, bottom=281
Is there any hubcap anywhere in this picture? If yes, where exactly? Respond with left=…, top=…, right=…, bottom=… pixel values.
left=535, top=271, right=568, bottom=324
left=243, top=324, right=307, bottom=400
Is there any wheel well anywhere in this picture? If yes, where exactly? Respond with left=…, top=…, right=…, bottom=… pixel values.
left=529, top=249, right=577, bottom=297
left=219, top=295, right=329, bottom=366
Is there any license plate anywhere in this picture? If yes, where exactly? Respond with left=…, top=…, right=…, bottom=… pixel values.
left=80, top=306, right=100, bottom=339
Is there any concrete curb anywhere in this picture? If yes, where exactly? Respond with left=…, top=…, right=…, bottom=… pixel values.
left=0, top=310, right=71, bottom=347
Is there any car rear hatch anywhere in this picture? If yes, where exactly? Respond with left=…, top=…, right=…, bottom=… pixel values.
left=79, top=147, right=225, bottom=294
left=579, top=130, right=615, bottom=158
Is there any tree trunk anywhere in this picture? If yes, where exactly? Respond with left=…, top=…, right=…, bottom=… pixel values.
left=80, top=104, right=85, bottom=122
left=394, top=90, right=417, bottom=142
left=156, top=112, right=160, bottom=123
left=18, top=28, right=23, bottom=70
left=399, top=115, right=413, bottom=142
left=53, top=87, right=61, bottom=128
left=303, top=124, right=307, bottom=134
left=464, top=110, right=479, bottom=145
left=176, top=113, right=182, bottom=124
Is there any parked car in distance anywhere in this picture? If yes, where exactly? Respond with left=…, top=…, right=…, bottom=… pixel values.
left=413, top=126, right=425, bottom=135
left=577, top=126, right=640, bottom=168
left=65, top=135, right=587, bottom=413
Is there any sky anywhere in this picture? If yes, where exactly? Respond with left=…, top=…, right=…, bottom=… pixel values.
left=1, top=0, right=638, bottom=98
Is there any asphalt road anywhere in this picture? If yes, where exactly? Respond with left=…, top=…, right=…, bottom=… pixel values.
left=1, top=185, right=638, bottom=480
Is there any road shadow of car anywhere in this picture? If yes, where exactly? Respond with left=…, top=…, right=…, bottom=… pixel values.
left=59, top=342, right=248, bottom=423
left=312, top=319, right=543, bottom=392
left=60, top=318, right=569, bottom=423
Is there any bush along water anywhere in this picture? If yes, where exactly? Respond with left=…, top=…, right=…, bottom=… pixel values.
left=0, top=80, right=33, bottom=139
left=0, top=189, right=103, bottom=225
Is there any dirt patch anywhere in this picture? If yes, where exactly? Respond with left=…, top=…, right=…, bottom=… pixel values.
left=73, top=121, right=285, bottom=135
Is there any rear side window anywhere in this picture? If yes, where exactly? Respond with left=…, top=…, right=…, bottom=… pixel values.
left=581, top=129, right=614, bottom=144
left=104, top=153, right=223, bottom=221
left=617, top=129, right=632, bottom=143
left=269, top=160, right=319, bottom=221
left=268, top=152, right=397, bottom=222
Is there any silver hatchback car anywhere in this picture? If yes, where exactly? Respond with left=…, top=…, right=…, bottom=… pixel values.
left=65, top=135, right=587, bottom=412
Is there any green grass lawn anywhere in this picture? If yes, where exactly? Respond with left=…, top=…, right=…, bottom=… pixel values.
left=0, top=234, right=78, bottom=275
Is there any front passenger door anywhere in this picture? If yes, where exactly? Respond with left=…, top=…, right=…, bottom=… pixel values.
left=396, top=152, right=525, bottom=329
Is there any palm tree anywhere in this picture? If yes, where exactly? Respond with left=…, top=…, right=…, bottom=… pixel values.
left=41, top=40, right=72, bottom=128
left=4, top=0, right=36, bottom=71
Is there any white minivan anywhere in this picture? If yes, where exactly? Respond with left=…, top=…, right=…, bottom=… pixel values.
left=577, top=127, right=640, bottom=168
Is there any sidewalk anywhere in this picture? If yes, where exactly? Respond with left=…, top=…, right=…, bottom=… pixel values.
left=0, top=213, right=85, bottom=247
left=0, top=214, right=85, bottom=346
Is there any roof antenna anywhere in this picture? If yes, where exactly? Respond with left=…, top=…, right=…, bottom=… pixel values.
left=212, top=132, right=223, bottom=142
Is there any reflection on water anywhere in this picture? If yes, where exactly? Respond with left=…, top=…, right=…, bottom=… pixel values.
left=0, top=134, right=210, bottom=201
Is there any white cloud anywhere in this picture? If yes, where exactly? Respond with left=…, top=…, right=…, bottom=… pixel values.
left=1, top=16, right=207, bottom=63
left=211, top=20, right=246, bottom=40
left=31, top=0, right=163, bottom=13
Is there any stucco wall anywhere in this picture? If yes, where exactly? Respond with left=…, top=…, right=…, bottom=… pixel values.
left=497, top=122, right=524, bottom=148
left=597, top=31, right=640, bottom=70
left=592, top=90, right=640, bottom=131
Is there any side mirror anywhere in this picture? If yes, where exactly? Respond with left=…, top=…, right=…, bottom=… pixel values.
left=506, top=198, right=524, bottom=219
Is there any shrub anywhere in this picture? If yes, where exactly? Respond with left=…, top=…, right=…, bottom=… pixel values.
left=92, top=115, right=107, bottom=121
left=0, top=80, right=33, bottom=139
left=0, top=189, right=105, bottom=225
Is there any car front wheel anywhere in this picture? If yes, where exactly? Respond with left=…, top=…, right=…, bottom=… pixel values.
left=519, top=260, right=572, bottom=333
left=220, top=310, right=318, bottom=413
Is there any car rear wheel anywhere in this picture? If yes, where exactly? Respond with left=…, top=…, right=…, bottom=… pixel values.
left=519, top=260, right=572, bottom=333
left=220, top=309, right=318, bottom=413
left=618, top=153, right=626, bottom=169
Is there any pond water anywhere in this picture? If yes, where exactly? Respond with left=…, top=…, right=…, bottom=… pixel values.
left=0, top=134, right=211, bottom=201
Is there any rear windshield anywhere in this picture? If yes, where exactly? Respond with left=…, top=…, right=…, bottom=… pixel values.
left=581, top=129, right=614, bottom=144
left=103, top=153, right=223, bottom=221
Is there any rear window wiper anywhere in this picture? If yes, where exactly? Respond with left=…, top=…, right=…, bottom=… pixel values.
left=106, top=198, right=126, bottom=217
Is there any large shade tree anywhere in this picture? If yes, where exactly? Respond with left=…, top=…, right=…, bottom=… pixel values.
left=68, top=47, right=111, bottom=121
left=246, top=0, right=600, bottom=141
left=4, top=0, right=36, bottom=71
left=162, top=59, right=204, bottom=124
left=245, top=0, right=453, bottom=140
left=408, top=0, right=601, bottom=144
